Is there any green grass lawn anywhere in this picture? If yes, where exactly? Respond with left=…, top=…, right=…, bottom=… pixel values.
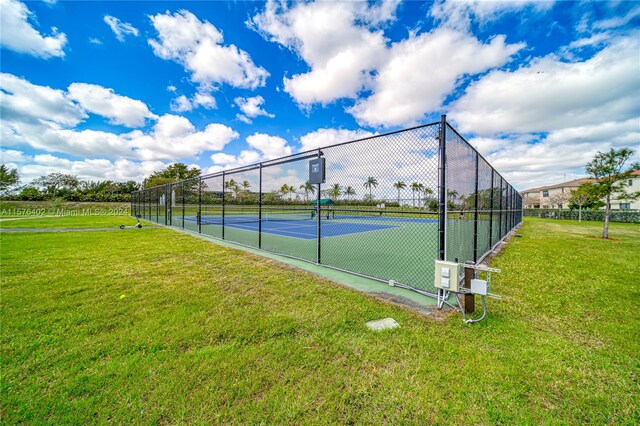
left=1, top=218, right=639, bottom=424
left=0, top=215, right=148, bottom=229
left=0, top=200, right=141, bottom=229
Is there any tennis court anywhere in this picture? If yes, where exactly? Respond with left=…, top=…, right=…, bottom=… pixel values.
left=183, top=211, right=440, bottom=240
left=176, top=208, right=443, bottom=292
left=133, top=118, right=522, bottom=296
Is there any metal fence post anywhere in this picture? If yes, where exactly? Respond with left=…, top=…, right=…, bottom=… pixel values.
left=473, top=153, right=479, bottom=262
left=181, top=181, right=185, bottom=229
left=316, top=149, right=322, bottom=264
left=168, top=184, right=172, bottom=226
left=499, top=179, right=503, bottom=238
left=222, top=172, right=226, bottom=240
left=488, top=169, right=494, bottom=247
left=259, top=163, right=263, bottom=249
left=198, top=177, right=202, bottom=234
left=438, top=114, right=447, bottom=261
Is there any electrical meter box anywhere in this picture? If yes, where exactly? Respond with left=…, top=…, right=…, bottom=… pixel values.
left=434, top=260, right=462, bottom=292
left=308, top=157, right=326, bottom=184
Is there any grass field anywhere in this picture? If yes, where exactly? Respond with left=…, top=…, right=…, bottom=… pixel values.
left=0, top=200, right=139, bottom=229
left=1, top=218, right=639, bottom=423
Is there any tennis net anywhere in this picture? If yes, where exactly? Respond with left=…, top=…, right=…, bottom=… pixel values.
left=199, top=209, right=315, bottom=225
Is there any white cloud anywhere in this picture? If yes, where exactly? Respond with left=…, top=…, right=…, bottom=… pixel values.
left=67, top=83, right=157, bottom=127
left=2, top=73, right=237, bottom=161
left=208, top=133, right=293, bottom=171
left=480, top=119, right=640, bottom=189
left=170, top=95, right=192, bottom=112
left=234, top=96, right=274, bottom=119
left=0, top=0, right=67, bottom=58
left=5, top=115, right=238, bottom=162
left=88, top=38, right=103, bottom=45
left=298, top=128, right=374, bottom=151
left=252, top=1, right=523, bottom=126
left=169, top=92, right=217, bottom=112
left=0, top=73, right=86, bottom=127
left=235, top=114, right=252, bottom=124
left=450, top=34, right=640, bottom=136
left=132, top=115, right=239, bottom=160
left=246, top=133, right=291, bottom=159
left=430, top=0, right=554, bottom=29
left=250, top=0, right=394, bottom=105
left=210, top=150, right=261, bottom=169
left=149, top=10, right=268, bottom=90
left=193, top=92, right=216, bottom=109
left=166, top=85, right=177, bottom=92
left=0, top=149, right=32, bottom=163
left=16, top=154, right=168, bottom=183
left=104, top=15, right=139, bottom=42
left=350, top=29, right=524, bottom=127
left=593, top=5, right=640, bottom=30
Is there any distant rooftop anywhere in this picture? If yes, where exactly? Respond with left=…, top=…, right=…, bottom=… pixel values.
left=521, top=169, right=639, bottom=194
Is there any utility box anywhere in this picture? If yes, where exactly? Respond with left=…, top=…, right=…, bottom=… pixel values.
left=434, top=260, right=461, bottom=292
left=470, top=279, right=488, bottom=296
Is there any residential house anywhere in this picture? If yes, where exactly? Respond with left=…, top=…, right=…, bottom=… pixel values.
left=520, top=170, right=640, bottom=210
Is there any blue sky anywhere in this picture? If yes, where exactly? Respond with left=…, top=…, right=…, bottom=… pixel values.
left=1, top=0, right=639, bottom=190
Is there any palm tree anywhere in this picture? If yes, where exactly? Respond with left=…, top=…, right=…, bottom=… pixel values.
left=363, top=176, right=378, bottom=201
left=287, top=184, right=296, bottom=200
left=328, top=183, right=342, bottom=200
left=422, top=187, right=434, bottom=208
left=410, top=182, right=424, bottom=207
left=241, top=180, right=251, bottom=191
left=393, top=181, right=406, bottom=205
left=447, top=189, right=459, bottom=209
left=344, top=186, right=355, bottom=200
left=299, top=181, right=315, bottom=202
left=279, top=183, right=289, bottom=200
left=225, top=179, right=239, bottom=197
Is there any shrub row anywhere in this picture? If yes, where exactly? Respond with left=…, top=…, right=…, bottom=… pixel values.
left=2, top=193, right=132, bottom=202
left=524, top=209, right=640, bottom=223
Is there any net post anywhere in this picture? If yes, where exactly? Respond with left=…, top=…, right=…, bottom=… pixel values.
left=258, top=163, right=263, bottom=249
left=156, top=188, right=159, bottom=223
left=198, top=177, right=202, bottom=234
left=222, top=172, right=226, bottom=240
left=438, top=114, right=447, bottom=261
left=473, top=153, right=479, bottom=262
left=316, top=149, right=322, bottom=265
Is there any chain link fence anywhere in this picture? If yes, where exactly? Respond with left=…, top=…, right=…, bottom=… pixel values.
left=132, top=117, right=522, bottom=295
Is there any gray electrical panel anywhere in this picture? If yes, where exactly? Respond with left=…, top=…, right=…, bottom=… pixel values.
left=309, top=157, right=326, bottom=184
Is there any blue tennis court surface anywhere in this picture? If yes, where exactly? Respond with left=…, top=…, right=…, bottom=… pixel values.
left=184, top=215, right=403, bottom=240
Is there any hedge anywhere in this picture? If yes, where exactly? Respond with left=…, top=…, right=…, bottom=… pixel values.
left=523, top=209, right=640, bottom=223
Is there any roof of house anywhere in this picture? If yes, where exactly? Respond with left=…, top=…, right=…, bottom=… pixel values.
left=520, top=177, right=595, bottom=194
left=520, top=169, right=639, bottom=195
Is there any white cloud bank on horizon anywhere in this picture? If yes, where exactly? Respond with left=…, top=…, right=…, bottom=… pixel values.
left=0, top=73, right=240, bottom=169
